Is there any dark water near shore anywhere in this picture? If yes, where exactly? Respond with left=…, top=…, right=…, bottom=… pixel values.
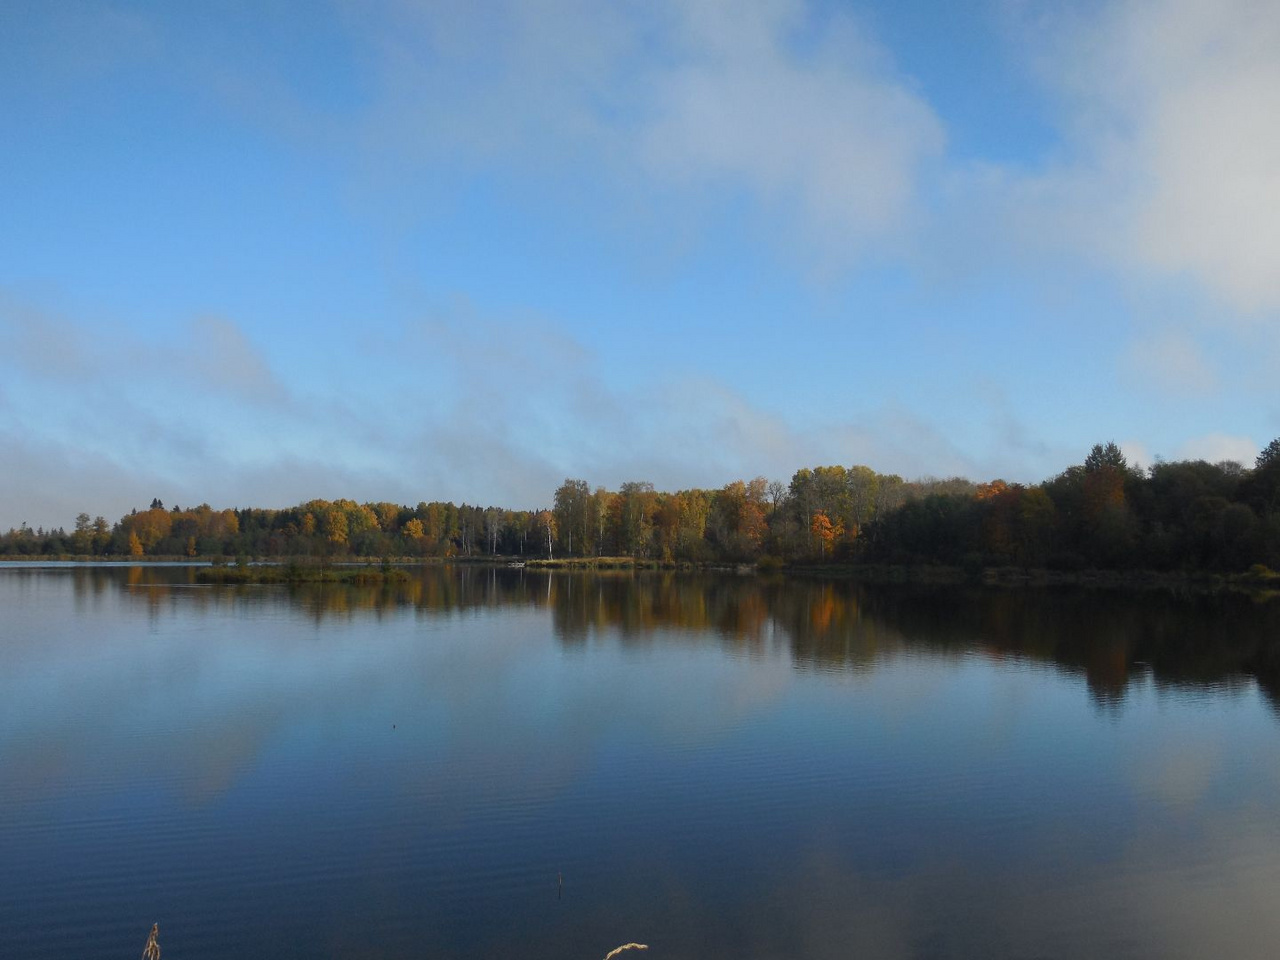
left=3, top=565, right=1280, bottom=959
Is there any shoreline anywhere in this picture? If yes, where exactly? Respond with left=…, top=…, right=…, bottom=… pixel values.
left=2, top=555, right=1278, bottom=594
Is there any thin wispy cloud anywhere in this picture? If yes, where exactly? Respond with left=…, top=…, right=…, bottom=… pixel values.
left=1125, top=332, right=1219, bottom=396
left=335, top=0, right=944, bottom=263
left=1, top=288, right=1068, bottom=528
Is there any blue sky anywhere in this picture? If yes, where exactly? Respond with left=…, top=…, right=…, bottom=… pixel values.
left=3, top=0, right=1279, bottom=528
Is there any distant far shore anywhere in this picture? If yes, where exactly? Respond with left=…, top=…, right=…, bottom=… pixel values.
left=3, top=554, right=1278, bottom=594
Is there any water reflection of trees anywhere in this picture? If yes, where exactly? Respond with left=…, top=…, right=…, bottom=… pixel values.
left=847, top=584, right=1280, bottom=709
left=95, top=564, right=555, bottom=623
left=93, top=565, right=1280, bottom=710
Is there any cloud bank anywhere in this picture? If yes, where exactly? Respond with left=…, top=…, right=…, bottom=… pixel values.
left=1010, top=0, right=1280, bottom=317
left=340, top=0, right=945, bottom=263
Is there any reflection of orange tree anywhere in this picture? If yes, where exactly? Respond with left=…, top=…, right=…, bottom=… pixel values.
left=809, top=584, right=837, bottom=636
left=768, top=581, right=890, bottom=669
left=90, top=565, right=1280, bottom=710
left=549, top=572, right=773, bottom=650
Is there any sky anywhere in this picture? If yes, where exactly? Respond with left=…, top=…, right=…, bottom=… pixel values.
left=2, top=0, right=1279, bottom=529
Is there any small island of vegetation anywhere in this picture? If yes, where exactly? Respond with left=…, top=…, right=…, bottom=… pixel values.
left=195, top=560, right=411, bottom=585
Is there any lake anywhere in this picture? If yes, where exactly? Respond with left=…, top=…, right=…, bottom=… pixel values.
left=3, top=564, right=1280, bottom=959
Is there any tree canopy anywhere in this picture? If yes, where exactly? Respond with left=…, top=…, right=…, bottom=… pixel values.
left=6, top=440, right=1280, bottom=574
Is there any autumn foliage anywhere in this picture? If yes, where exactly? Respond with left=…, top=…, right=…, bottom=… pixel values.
left=5, top=441, right=1280, bottom=573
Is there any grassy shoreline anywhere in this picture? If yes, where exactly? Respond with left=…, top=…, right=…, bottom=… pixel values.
left=4, top=554, right=1278, bottom=594
left=196, top=564, right=412, bottom=585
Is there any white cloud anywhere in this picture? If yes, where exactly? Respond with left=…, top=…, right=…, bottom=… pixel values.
left=637, top=0, right=944, bottom=261
left=1015, top=0, right=1280, bottom=316
left=1175, top=432, right=1257, bottom=465
left=343, top=0, right=943, bottom=263
left=1120, top=440, right=1152, bottom=473
left=354, top=0, right=1280, bottom=310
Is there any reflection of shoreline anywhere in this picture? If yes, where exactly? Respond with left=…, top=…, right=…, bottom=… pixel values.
left=6, top=574, right=1280, bottom=960
left=9, top=553, right=1280, bottom=592
left=53, top=565, right=1280, bottom=713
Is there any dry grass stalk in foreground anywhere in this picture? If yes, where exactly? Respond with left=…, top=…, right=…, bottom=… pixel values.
left=602, top=944, right=648, bottom=960
left=141, top=923, right=161, bottom=960
left=136, top=921, right=639, bottom=959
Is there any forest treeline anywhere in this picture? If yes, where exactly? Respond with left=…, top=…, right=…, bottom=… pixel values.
left=4, top=440, right=1280, bottom=573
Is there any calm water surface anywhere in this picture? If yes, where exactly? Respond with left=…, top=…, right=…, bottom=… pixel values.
left=3, top=565, right=1280, bottom=959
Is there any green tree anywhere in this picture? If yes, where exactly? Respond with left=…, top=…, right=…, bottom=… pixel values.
left=1257, top=437, right=1280, bottom=470
left=72, top=513, right=93, bottom=554
left=1085, top=441, right=1128, bottom=472
left=553, top=479, right=591, bottom=556
left=618, top=481, right=656, bottom=557
left=535, top=510, right=557, bottom=559
left=91, top=516, right=110, bottom=554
